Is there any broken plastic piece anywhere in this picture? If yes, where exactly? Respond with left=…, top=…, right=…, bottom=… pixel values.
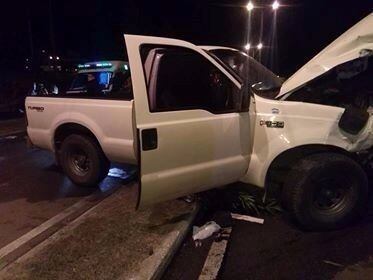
left=231, top=213, right=264, bottom=224
left=192, top=221, right=221, bottom=244
left=344, top=110, right=373, bottom=152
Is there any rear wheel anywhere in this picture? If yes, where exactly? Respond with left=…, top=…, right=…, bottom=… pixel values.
left=60, top=134, right=110, bottom=187
left=283, top=153, right=368, bottom=230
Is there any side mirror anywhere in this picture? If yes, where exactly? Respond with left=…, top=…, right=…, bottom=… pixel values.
left=338, top=106, right=369, bottom=135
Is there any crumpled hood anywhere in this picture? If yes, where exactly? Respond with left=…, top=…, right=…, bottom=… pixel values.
left=278, top=13, right=373, bottom=98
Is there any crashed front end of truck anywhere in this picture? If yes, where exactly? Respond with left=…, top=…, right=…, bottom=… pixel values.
left=286, top=52, right=372, bottom=169
left=276, top=14, right=373, bottom=174
left=210, top=13, right=372, bottom=229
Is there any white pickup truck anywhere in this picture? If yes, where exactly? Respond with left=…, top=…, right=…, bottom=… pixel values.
left=26, top=14, right=372, bottom=230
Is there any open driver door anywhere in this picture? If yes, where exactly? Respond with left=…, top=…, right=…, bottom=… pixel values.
left=125, top=34, right=251, bottom=207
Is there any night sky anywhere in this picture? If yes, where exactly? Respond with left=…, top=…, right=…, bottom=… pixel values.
left=1, top=0, right=372, bottom=77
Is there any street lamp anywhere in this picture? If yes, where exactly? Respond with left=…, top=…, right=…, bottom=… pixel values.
left=272, top=1, right=280, bottom=10
left=245, top=43, right=251, bottom=50
left=56, top=56, right=60, bottom=60
left=49, top=56, right=53, bottom=60
left=246, top=1, right=254, bottom=12
left=257, top=43, right=263, bottom=50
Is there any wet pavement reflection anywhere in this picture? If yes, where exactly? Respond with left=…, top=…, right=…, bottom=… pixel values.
left=0, top=134, right=137, bottom=248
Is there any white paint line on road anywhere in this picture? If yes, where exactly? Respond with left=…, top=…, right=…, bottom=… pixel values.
left=4, top=135, right=17, bottom=140
left=0, top=188, right=122, bottom=277
left=198, top=228, right=232, bottom=280
left=0, top=196, right=92, bottom=260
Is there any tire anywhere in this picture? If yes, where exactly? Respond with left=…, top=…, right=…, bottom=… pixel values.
left=283, top=153, right=368, bottom=230
left=60, top=134, right=110, bottom=187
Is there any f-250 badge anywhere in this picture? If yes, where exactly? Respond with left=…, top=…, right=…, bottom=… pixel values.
left=260, top=120, right=284, bottom=128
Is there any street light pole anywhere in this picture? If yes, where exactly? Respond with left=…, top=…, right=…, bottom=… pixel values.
left=258, top=9, right=264, bottom=63
left=246, top=2, right=254, bottom=56
left=270, top=1, right=280, bottom=72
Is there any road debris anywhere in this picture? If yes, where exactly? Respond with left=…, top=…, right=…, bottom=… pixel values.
left=231, top=213, right=264, bottom=224
left=193, top=221, right=221, bottom=247
left=181, top=195, right=195, bottom=203
left=108, top=167, right=129, bottom=179
left=107, top=167, right=137, bottom=180
left=323, top=260, right=344, bottom=267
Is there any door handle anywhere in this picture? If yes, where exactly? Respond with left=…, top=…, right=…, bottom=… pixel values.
left=141, top=128, right=158, bottom=151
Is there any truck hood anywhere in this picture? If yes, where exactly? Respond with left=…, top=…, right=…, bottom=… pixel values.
left=278, top=13, right=373, bottom=98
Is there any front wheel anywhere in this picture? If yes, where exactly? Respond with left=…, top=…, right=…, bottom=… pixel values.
left=283, top=153, right=368, bottom=230
left=60, top=134, right=110, bottom=187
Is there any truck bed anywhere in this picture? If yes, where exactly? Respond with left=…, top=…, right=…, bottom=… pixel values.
left=26, top=97, right=137, bottom=164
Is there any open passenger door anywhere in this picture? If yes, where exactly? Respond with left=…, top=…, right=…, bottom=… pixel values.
left=125, top=34, right=251, bottom=207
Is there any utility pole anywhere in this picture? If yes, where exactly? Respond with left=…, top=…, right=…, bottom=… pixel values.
left=258, top=9, right=264, bottom=63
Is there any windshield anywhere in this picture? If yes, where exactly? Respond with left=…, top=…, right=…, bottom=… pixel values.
left=69, top=71, right=112, bottom=92
left=208, top=49, right=283, bottom=99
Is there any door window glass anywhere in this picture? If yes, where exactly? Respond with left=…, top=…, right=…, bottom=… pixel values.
left=143, top=47, right=240, bottom=113
left=208, top=49, right=283, bottom=100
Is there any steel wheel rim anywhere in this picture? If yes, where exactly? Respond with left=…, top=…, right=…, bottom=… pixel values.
left=312, top=176, right=352, bottom=212
left=68, top=146, right=90, bottom=176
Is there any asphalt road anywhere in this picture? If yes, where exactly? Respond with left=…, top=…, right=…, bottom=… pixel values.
left=165, top=196, right=373, bottom=280
left=0, top=134, right=134, bottom=249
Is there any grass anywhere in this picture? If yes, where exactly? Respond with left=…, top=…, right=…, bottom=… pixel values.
left=200, top=186, right=282, bottom=217
left=234, top=191, right=282, bottom=215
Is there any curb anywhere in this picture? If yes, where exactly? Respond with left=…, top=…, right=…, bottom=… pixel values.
left=0, top=189, right=200, bottom=280
left=126, top=202, right=201, bottom=280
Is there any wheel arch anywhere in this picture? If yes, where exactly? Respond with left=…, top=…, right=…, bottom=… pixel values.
left=264, top=144, right=353, bottom=197
left=54, top=122, right=102, bottom=152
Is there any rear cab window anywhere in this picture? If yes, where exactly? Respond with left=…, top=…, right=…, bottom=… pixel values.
left=29, top=61, right=133, bottom=100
